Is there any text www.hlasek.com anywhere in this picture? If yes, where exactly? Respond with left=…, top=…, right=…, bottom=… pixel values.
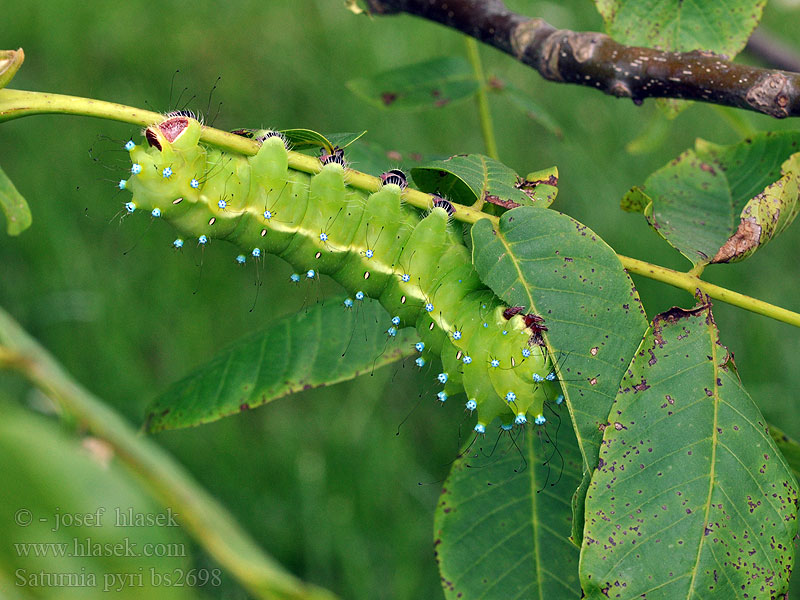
left=15, top=537, right=186, bottom=558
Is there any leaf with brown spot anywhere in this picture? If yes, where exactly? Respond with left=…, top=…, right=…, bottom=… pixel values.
left=346, top=57, right=479, bottom=111
left=712, top=152, right=800, bottom=263
left=411, top=154, right=556, bottom=209
left=595, top=0, right=764, bottom=59
left=145, top=297, right=416, bottom=432
left=471, top=207, right=648, bottom=544
left=581, top=304, right=798, bottom=598
left=623, top=132, right=800, bottom=266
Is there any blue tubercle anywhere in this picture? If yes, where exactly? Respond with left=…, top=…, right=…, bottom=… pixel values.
left=343, top=298, right=354, bottom=308
left=365, top=249, right=374, bottom=259
left=236, top=254, right=246, bottom=265
left=130, top=163, right=142, bottom=175
left=483, top=322, right=489, bottom=328
left=452, top=330, right=462, bottom=340
left=505, top=391, right=517, bottom=403
left=162, top=167, right=173, bottom=179
left=190, top=178, right=200, bottom=189
left=355, top=291, right=365, bottom=301
left=401, top=273, right=410, bottom=283
left=252, top=248, right=261, bottom=258
left=465, top=399, right=477, bottom=411
left=532, top=373, right=544, bottom=383
left=534, top=414, right=546, bottom=425
left=546, top=372, right=556, bottom=381
left=151, top=208, right=161, bottom=218
left=415, top=341, right=425, bottom=352
left=306, top=269, right=316, bottom=279
left=474, top=423, right=486, bottom=434
left=501, top=423, right=513, bottom=431
left=555, top=394, right=564, bottom=405
left=118, top=179, right=127, bottom=190
left=437, top=391, right=448, bottom=403
left=198, top=235, right=208, bottom=245
left=522, top=348, right=531, bottom=358
left=290, top=273, right=301, bottom=283
left=387, top=326, right=397, bottom=337
left=125, top=202, right=136, bottom=214
left=320, top=232, right=328, bottom=242
left=218, top=199, right=227, bottom=209
left=462, top=356, right=472, bottom=364
left=515, top=414, right=527, bottom=425
left=263, top=210, right=273, bottom=220
left=391, top=316, right=401, bottom=326
left=437, top=372, right=448, bottom=384
left=124, top=140, right=135, bottom=151
left=490, top=359, right=500, bottom=368
left=424, top=303, right=434, bottom=312
left=173, top=238, right=184, bottom=249
left=415, top=357, right=426, bottom=368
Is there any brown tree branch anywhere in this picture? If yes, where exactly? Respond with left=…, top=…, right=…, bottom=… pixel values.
left=364, top=0, right=800, bottom=119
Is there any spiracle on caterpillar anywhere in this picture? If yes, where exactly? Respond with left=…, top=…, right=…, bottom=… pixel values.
left=121, top=114, right=564, bottom=433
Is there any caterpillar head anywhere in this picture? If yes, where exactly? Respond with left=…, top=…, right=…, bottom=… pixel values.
left=144, top=115, right=202, bottom=154
left=124, top=116, right=207, bottom=217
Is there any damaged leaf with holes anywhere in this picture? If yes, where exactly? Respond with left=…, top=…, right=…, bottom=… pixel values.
left=411, top=154, right=557, bottom=209
left=622, top=131, right=800, bottom=266
left=580, top=304, right=798, bottom=598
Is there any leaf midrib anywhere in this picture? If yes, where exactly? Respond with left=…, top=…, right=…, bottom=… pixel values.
left=685, top=317, right=719, bottom=599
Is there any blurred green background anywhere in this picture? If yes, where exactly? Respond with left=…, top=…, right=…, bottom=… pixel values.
left=2, top=1, right=800, bottom=598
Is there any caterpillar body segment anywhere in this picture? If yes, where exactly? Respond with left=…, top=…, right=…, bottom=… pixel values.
left=124, top=116, right=558, bottom=432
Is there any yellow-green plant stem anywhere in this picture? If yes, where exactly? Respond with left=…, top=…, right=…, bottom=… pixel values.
left=620, top=255, right=800, bottom=328
left=465, top=38, right=499, bottom=162
left=0, top=307, right=338, bottom=600
left=2, top=88, right=799, bottom=328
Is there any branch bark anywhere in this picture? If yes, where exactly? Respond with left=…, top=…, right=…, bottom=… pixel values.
left=364, top=0, right=800, bottom=119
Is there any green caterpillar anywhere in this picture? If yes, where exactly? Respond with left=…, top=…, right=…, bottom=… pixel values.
left=120, top=114, right=562, bottom=433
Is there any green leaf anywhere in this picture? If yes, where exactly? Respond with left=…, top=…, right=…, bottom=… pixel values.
left=595, top=0, right=765, bottom=57
left=0, top=48, right=24, bottom=90
left=580, top=305, right=798, bottom=598
left=278, top=128, right=334, bottom=152
left=0, top=164, right=31, bottom=235
left=346, top=57, right=479, bottom=111
left=0, top=407, right=192, bottom=600
left=145, top=297, right=416, bottom=432
left=411, top=154, right=557, bottom=209
left=492, top=79, right=563, bottom=138
left=276, top=129, right=367, bottom=154
left=623, top=131, right=800, bottom=266
left=324, top=131, right=368, bottom=149
left=435, top=420, right=582, bottom=598
left=770, top=424, right=800, bottom=482
left=471, top=208, right=649, bottom=540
